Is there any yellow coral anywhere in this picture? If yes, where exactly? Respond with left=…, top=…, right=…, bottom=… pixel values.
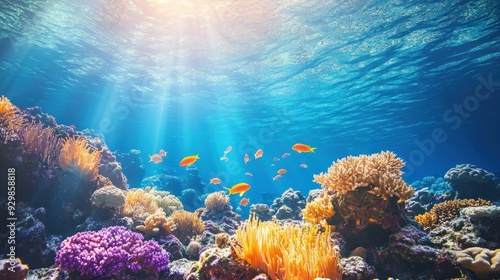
left=58, top=136, right=101, bottom=181
left=0, top=95, right=24, bottom=140
left=18, top=122, right=62, bottom=168
left=313, top=151, right=414, bottom=200
left=456, top=247, right=500, bottom=280
left=136, top=210, right=177, bottom=236
left=122, top=188, right=160, bottom=220
left=232, top=215, right=342, bottom=280
left=204, top=191, right=229, bottom=212
left=416, top=198, right=492, bottom=229
left=170, top=210, right=205, bottom=245
left=302, top=195, right=335, bottom=225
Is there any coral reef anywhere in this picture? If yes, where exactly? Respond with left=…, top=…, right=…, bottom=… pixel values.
left=116, top=149, right=145, bottom=188
left=18, top=122, right=62, bottom=169
left=269, top=188, right=306, bottom=220
left=58, top=136, right=101, bottom=181
left=232, top=215, right=341, bottom=280
left=249, top=203, right=274, bottom=221
left=405, top=187, right=454, bottom=217
left=199, top=191, right=241, bottom=234
left=0, top=95, right=23, bottom=141
left=455, top=247, right=500, bottom=279
left=339, top=256, right=377, bottom=280
left=184, top=165, right=206, bottom=194
left=142, top=173, right=183, bottom=196
left=302, top=194, right=334, bottom=225
left=181, top=188, right=204, bottom=212
left=204, top=191, right=230, bottom=212
left=122, top=187, right=183, bottom=220
left=0, top=258, right=29, bottom=280
left=167, top=259, right=194, bottom=280
left=170, top=210, right=206, bottom=245
left=136, top=210, right=177, bottom=236
left=313, top=151, right=414, bottom=200
left=90, top=184, right=126, bottom=209
left=55, top=226, right=169, bottom=278
left=444, top=164, right=499, bottom=200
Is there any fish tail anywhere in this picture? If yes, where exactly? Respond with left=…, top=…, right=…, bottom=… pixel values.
left=223, top=187, right=231, bottom=194
left=311, top=147, right=316, bottom=152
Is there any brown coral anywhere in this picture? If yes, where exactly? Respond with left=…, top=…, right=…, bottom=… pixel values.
left=18, top=122, right=62, bottom=168
left=90, top=185, right=126, bottom=209
left=170, top=210, right=205, bottom=245
left=136, top=210, right=177, bottom=236
left=456, top=247, right=500, bottom=279
left=415, top=198, right=492, bottom=229
left=205, top=191, right=230, bottom=212
left=58, top=136, right=101, bottom=181
left=313, top=151, right=414, bottom=200
left=232, top=215, right=342, bottom=280
left=302, top=194, right=335, bottom=225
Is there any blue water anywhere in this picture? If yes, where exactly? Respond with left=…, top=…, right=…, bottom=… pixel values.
left=1, top=0, right=499, bottom=206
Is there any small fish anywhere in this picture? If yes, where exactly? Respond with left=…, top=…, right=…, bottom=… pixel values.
left=273, top=157, right=280, bottom=162
left=244, top=154, right=249, bottom=164
left=179, top=155, right=200, bottom=166
left=210, top=178, right=222, bottom=184
left=224, top=182, right=251, bottom=196
left=271, top=163, right=275, bottom=166
left=159, top=149, right=167, bottom=157
left=277, top=169, right=287, bottom=175
left=239, top=198, right=250, bottom=207
left=300, top=163, right=308, bottom=168
left=220, top=156, right=229, bottom=162
left=149, top=154, right=163, bottom=164
left=254, top=149, right=263, bottom=159
left=245, top=172, right=253, bottom=176
left=272, top=175, right=281, bottom=181
left=282, top=152, right=290, bottom=158
left=292, top=143, right=316, bottom=153
left=224, top=146, right=232, bottom=155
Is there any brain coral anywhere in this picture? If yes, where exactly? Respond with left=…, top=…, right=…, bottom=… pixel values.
left=313, top=151, right=414, bottom=200
left=455, top=247, right=500, bottom=279
left=90, top=185, right=126, bottom=209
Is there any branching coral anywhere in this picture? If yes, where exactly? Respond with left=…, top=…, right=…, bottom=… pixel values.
left=170, top=210, right=205, bottom=245
left=205, top=191, right=230, bottom=212
left=313, top=151, right=414, bottom=200
left=58, top=136, right=101, bottom=181
left=0, top=95, right=24, bottom=141
left=136, top=210, right=177, bottom=236
left=415, top=198, right=492, bottom=229
left=302, top=194, right=335, bottom=225
left=232, top=215, right=342, bottom=280
left=18, top=122, right=62, bottom=168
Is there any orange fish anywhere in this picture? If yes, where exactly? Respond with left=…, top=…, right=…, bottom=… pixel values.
left=300, top=163, right=308, bottom=168
left=277, top=169, right=287, bottom=175
left=149, top=154, right=163, bottom=164
left=272, top=175, right=281, bottom=181
left=282, top=152, right=290, bottom=158
left=245, top=172, right=253, bottom=176
left=292, top=143, right=316, bottom=153
left=224, top=146, right=232, bottom=155
left=254, top=149, right=263, bottom=159
left=224, top=182, right=251, bottom=196
left=239, top=198, right=250, bottom=207
left=244, top=154, right=249, bottom=164
left=159, top=149, right=167, bottom=157
left=210, top=178, right=222, bottom=184
left=220, top=156, right=229, bottom=162
left=179, top=155, right=200, bottom=166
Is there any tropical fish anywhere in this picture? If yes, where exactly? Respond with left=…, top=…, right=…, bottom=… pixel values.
left=224, top=182, right=251, bottom=196
left=239, top=198, right=250, bottom=207
left=159, top=149, right=167, bottom=157
left=277, top=169, right=287, bottom=175
left=244, top=154, right=249, bottom=164
left=254, top=149, right=263, bottom=159
left=272, top=175, right=281, bottom=181
left=210, top=178, right=222, bottom=184
left=245, top=172, right=253, bottom=176
left=224, top=146, right=232, bottom=155
left=300, top=163, right=308, bottom=168
left=179, top=155, right=199, bottom=166
left=273, top=157, right=280, bottom=161
left=292, top=143, right=316, bottom=153
left=282, top=152, right=290, bottom=158
left=149, top=154, right=163, bottom=164
left=271, top=163, right=275, bottom=167
left=220, top=156, right=229, bottom=162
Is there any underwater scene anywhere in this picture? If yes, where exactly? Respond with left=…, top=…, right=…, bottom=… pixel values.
left=1, top=0, right=500, bottom=279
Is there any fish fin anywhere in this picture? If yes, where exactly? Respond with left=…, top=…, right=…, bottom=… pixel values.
left=311, top=147, right=317, bottom=152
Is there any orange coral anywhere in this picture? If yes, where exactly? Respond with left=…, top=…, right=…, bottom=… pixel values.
left=232, top=215, right=342, bottom=280
left=136, top=210, right=177, bottom=236
left=122, top=188, right=161, bottom=220
left=415, top=198, right=492, bottom=229
left=204, top=191, right=229, bottom=212
left=58, top=136, right=101, bottom=181
left=302, top=195, right=335, bottom=225
left=170, top=210, right=205, bottom=245
left=0, top=95, right=24, bottom=140
left=18, top=122, right=62, bottom=168
left=313, top=151, right=414, bottom=200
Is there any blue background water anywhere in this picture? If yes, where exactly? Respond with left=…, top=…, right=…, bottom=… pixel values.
left=1, top=0, right=499, bottom=207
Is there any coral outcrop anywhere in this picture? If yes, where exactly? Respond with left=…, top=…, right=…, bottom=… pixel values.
left=455, top=247, right=500, bottom=279
left=444, top=164, right=499, bottom=200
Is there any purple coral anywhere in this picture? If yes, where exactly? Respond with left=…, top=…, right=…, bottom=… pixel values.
left=55, top=226, right=169, bottom=277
